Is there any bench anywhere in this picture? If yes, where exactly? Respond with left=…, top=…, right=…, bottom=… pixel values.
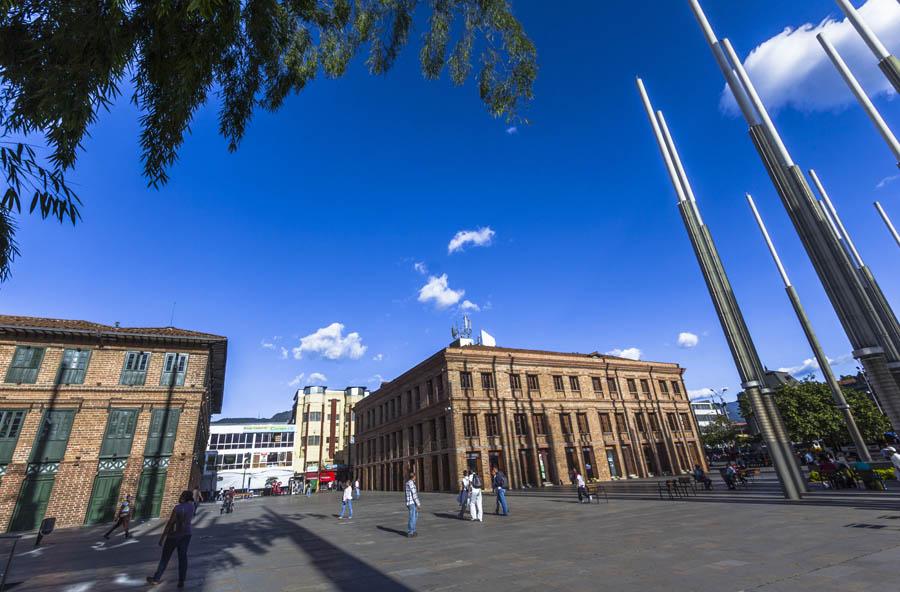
left=586, top=483, right=608, bottom=504
left=658, top=479, right=692, bottom=500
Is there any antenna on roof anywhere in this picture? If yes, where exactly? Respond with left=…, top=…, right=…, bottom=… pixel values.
left=461, top=314, right=472, bottom=339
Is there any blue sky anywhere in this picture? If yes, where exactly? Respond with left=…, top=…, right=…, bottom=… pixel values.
left=3, top=1, right=899, bottom=417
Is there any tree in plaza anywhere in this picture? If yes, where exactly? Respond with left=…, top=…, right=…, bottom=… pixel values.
left=738, top=379, right=891, bottom=448
left=0, top=0, right=537, bottom=280
left=699, top=414, right=739, bottom=449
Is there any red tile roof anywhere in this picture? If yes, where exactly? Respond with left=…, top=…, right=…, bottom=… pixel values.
left=0, top=315, right=225, bottom=340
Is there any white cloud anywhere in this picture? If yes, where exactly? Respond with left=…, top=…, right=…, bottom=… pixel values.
left=506, top=126, right=518, bottom=135
left=372, top=353, right=384, bottom=361
left=448, top=227, right=496, bottom=254
left=291, top=323, right=367, bottom=360
left=876, top=174, right=900, bottom=189
left=418, top=274, right=464, bottom=309
left=460, top=300, right=481, bottom=312
left=777, top=352, right=853, bottom=377
left=721, top=0, right=900, bottom=114
left=368, top=374, right=385, bottom=386
left=605, top=347, right=642, bottom=361
left=307, top=372, right=328, bottom=384
left=677, top=332, right=699, bottom=348
left=413, top=261, right=428, bottom=275
left=288, top=373, right=305, bottom=387
left=261, top=339, right=276, bottom=350
left=279, top=347, right=288, bottom=360
left=688, top=387, right=715, bottom=400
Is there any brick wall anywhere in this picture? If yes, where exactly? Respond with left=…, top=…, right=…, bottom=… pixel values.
left=0, top=336, right=216, bottom=532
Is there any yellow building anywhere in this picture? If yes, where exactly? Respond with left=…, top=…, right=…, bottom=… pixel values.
left=292, top=386, right=367, bottom=487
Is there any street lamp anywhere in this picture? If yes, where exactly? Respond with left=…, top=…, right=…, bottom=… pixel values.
left=709, top=387, right=729, bottom=422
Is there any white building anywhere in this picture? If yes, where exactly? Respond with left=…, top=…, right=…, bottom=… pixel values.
left=690, top=400, right=726, bottom=430
left=202, top=422, right=295, bottom=493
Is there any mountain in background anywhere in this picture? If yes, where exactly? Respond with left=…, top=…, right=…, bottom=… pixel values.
left=213, top=410, right=292, bottom=424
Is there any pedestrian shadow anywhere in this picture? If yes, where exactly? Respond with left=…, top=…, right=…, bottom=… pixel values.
left=430, top=513, right=462, bottom=521
left=375, top=525, right=408, bottom=538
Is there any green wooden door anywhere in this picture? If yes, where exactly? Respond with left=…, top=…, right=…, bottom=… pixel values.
left=8, top=476, right=55, bottom=532
left=84, top=474, right=123, bottom=525
left=135, top=470, right=167, bottom=520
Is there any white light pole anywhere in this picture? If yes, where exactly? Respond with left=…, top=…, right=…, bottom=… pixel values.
left=875, top=202, right=900, bottom=248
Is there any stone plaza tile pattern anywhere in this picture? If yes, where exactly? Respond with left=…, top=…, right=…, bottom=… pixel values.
left=3, top=477, right=900, bottom=591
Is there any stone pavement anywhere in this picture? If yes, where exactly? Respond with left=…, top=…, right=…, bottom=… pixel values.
left=3, top=477, right=900, bottom=592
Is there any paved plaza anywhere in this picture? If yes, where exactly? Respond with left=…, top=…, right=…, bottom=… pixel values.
left=4, top=475, right=900, bottom=592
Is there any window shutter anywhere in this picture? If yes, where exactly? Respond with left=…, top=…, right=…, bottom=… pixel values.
left=144, top=408, right=181, bottom=456
left=30, top=410, right=75, bottom=462
left=100, top=409, right=138, bottom=458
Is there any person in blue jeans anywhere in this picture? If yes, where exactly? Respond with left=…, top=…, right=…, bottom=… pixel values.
left=491, top=467, right=509, bottom=516
left=147, top=490, right=195, bottom=588
left=405, top=473, right=421, bottom=537
left=338, top=482, right=353, bottom=520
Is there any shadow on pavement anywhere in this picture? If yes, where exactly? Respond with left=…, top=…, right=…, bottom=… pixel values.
left=5, top=501, right=418, bottom=591
left=430, top=513, right=462, bottom=521
left=375, top=525, right=408, bottom=538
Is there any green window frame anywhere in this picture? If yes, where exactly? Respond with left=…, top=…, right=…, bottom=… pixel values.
left=160, top=353, right=188, bottom=387
left=144, top=408, right=181, bottom=456
left=0, top=409, right=27, bottom=464
left=100, top=409, right=139, bottom=459
left=58, top=348, right=92, bottom=384
left=29, top=409, right=76, bottom=463
left=5, top=346, right=45, bottom=384
left=120, top=351, right=150, bottom=386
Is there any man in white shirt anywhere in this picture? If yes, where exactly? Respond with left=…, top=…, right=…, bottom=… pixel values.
left=353, top=479, right=360, bottom=500
left=338, top=482, right=353, bottom=520
left=889, top=448, right=900, bottom=482
left=468, top=471, right=484, bottom=522
left=575, top=471, right=588, bottom=503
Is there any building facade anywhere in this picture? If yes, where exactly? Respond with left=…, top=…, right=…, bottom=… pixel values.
left=0, top=316, right=226, bottom=532
left=690, top=400, right=725, bottom=430
left=292, top=386, right=367, bottom=487
left=202, top=422, right=294, bottom=493
left=354, top=342, right=704, bottom=492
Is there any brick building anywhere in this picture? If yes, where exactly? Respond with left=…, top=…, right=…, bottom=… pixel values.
left=354, top=341, right=704, bottom=492
left=0, top=316, right=226, bottom=532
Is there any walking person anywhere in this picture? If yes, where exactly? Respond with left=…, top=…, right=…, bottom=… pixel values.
left=147, top=491, right=195, bottom=588
left=405, top=473, right=421, bottom=538
left=353, top=478, right=361, bottom=500
left=491, top=467, right=509, bottom=516
left=468, top=470, right=484, bottom=522
left=338, top=482, right=353, bottom=521
left=104, top=494, right=133, bottom=539
left=889, top=447, right=900, bottom=481
left=574, top=470, right=588, bottom=503
left=192, top=486, right=202, bottom=511
left=457, top=470, right=470, bottom=519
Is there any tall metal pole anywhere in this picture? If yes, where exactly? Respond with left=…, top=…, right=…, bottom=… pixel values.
left=817, top=33, right=900, bottom=166
left=746, top=194, right=872, bottom=461
left=689, top=0, right=900, bottom=438
left=637, top=77, right=803, bottom=499
left=835, top=0, right=900, bottom=93
left=875, top=201, right=900, bottom=248
left=810, top=170, right=900, bottom=361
